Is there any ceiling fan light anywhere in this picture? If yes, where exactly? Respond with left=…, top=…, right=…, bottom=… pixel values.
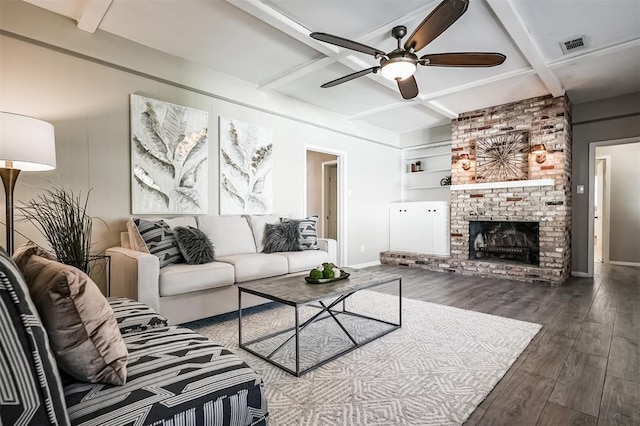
left=381, top=60, right=417, bottom=81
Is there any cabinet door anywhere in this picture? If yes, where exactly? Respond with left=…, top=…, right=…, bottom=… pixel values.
left=390, top=203, right=430, bottom=253
left=430, top=204, right=449, bottom=255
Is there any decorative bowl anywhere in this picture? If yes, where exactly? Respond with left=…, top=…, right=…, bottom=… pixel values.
left=304, top=270, right=350, bottom=284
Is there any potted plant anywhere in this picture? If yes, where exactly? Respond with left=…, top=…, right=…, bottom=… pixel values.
left=18, top=187, right=95, bottom=273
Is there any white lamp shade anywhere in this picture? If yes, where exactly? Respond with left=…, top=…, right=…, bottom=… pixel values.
left=0, top=112, right=56, bottom=171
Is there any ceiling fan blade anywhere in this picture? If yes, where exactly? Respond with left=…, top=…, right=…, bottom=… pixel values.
left=397, top=76, right=419, bottom=100
left=321, top=67, right=380, bottom=88
left=311, top=32, right=386, bottom=57
left=421, top=52, right=506, bottom=67
left=404, top=0, right=469, bottom=52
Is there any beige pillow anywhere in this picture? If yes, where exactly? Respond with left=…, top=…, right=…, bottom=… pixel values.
left=126, top=218, right=150, bottom=253
left=12, top=241, right=56, bottom=270
left=20, top=255, right=128, bottom=385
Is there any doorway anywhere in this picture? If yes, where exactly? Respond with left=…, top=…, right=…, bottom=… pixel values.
left=305, top=147, right=346, bottom=265
left=323, top=161, right=338, bottom=240
left=594, top=156, right=609, bottom=263
left=588, top=138, right=640, bottom=274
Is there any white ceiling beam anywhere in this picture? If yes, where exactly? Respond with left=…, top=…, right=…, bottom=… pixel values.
left=348, top=67, right=535, bottom=120
left=258, top=57, right=337, bottom=91
left=226, top=0, right=339, bottom=58
left=485, top=0, right=564, bottom=97
left=76, top=0, right=112, bottom=33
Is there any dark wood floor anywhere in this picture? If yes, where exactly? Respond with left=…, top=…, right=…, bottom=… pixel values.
left=366, top=262, right=640, bottom=426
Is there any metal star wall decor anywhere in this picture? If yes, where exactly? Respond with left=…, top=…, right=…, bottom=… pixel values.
left=476, top=131, right=529, bottom=182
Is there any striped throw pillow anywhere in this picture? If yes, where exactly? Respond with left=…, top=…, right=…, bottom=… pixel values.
left=133, top=218, right=184, bottom=267
left=298, top=215, right=319, bottom=250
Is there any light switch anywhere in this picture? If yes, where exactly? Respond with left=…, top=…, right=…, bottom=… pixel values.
left=577, top=185, right=584, bottom=194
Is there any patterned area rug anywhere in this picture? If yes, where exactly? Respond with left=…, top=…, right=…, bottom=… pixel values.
left=191, top=290, right=541, bottom=425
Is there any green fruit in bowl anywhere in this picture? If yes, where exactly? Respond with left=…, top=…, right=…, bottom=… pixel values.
left=309, top=269, right=323, bottom=280
left=323, top=268, right=335, bottom=279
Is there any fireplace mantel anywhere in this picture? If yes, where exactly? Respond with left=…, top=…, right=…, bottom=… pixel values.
left=450, top=179, right=554, bottom=191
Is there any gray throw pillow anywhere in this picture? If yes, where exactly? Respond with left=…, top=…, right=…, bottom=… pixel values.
left=133, top=218, right=184, bottom=267
left=263, top=220, right=302, bottom=253
left=173, top=226, right=215, bottom=264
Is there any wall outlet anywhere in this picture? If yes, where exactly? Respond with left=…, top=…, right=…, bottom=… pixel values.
left=360, top=245, right=365, bottom=253
left=577, top=185, right=584, bottom=194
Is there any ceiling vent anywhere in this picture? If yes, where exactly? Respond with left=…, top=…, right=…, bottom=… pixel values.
left=560, top=36, right=587, bottom=55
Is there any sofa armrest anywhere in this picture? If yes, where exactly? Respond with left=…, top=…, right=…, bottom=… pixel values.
left=105, top=246, right=161, bottom=313
left=317, top=238, right=337, bottom=264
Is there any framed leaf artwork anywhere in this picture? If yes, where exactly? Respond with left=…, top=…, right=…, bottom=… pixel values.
left=219, top=117, right=273, bottom=214
left=476, top=131, right=529, bottom=182
left=130, top=94, right=208, bottom=214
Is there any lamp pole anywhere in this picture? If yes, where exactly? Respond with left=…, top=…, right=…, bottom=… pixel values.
left=1, top=163, right=20, bottom=254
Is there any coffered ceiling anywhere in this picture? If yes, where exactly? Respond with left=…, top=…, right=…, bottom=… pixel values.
left=21, top=0, right=640, bottom=134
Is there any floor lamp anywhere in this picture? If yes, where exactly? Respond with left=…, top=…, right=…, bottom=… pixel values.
left=0, top=112, right=56, bottom=254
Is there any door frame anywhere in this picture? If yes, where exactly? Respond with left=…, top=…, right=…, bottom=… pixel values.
left=304, top=145, right=347, bottom=266
left=587, top=136, right=639, bottom=275
left=594, top=155, right=611, bottom=263
left=321, top=160, right=338, bottom=240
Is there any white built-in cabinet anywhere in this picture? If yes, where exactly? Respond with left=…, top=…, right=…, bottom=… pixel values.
left=389, top=201, right=450, bottom=256
left=402, top=142, right=451, bottom=202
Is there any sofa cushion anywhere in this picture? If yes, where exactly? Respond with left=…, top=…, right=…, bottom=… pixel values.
left=217, top=253, right=288, bottom=283
left=197, top=215, right=257, bottom=257
left=159, top=261, right=235, bottom=296
left=174, top=226, right=215, bottom=264
left=0, top=248, right=71, bottom=426
left=63, top=326, right=268, bottom=426
left=133, top=218, right=184, bottom=267
left=19, top=255, right=128, bottom=386
left=277, top=250, right=331, bottom=273
left=247, top=214, right=280, bottom=252
left=108, top=297, right=169, bottom=334
left=163, top=216, right=198, bottom=229
left=263, top=220, right=302, bottom=253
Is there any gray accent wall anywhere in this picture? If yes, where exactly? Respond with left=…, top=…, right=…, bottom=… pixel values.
left=596, top=143, right=640, bottom=264
left=572, top=92, right=640, bottom=273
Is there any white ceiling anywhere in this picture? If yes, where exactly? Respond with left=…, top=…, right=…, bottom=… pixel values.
left=23, top=0, right=640, bottom=134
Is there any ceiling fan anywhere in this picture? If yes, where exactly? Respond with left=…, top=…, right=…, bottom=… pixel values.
left=310, top=0, right=506, bottom=100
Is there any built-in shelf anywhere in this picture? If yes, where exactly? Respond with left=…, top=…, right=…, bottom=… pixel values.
left=404, top=168, right=451, bottom=175
left=451, top=179, right=554, bottom=191
left=406, top=185, right=451, bottom=190
left=402, top=142, right=452, bottom=202
left=405, top=152, right=451, bottom=161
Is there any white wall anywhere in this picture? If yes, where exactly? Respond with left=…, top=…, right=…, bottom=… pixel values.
left=0, top=3, right=402, bottom=267
left=596, top=143, right=640, bottom=264
left=399, top=124, right=451, bottom=148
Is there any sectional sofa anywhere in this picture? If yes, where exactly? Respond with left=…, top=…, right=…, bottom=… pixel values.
left=107, top=214, right=337, bottom=324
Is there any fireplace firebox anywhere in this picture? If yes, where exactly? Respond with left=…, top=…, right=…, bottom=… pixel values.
left=469, top=221, right=539, bottom=266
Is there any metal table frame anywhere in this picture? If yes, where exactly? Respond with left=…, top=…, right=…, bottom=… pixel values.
left=238, top=276, right=401, bottom=377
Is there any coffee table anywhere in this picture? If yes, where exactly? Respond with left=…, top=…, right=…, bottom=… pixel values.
left=237, top=269, right=402, bottom=376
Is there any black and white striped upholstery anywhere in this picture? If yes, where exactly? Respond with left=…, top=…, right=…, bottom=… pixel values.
left=0, top=247, right=71, bottom=426
left=63, top=326, right=268, bottom=426
left=108, top=297, right=169, bottom=334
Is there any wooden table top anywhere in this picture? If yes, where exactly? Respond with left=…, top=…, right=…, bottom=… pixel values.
left=237, top=269, right=402, bottom=306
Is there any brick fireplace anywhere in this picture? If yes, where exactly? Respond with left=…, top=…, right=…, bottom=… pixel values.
left=382, top=95, right=572, bottom=285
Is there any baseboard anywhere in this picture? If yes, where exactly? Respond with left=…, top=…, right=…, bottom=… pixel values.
left=571, top=271, right=591, bottom=277
left=609, top=261, right=640, bottom=268
left=348, top=260, right=381, bottom=269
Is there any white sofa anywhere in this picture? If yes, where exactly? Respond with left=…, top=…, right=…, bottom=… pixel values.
left=106, top=215, right=337, bottom=325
